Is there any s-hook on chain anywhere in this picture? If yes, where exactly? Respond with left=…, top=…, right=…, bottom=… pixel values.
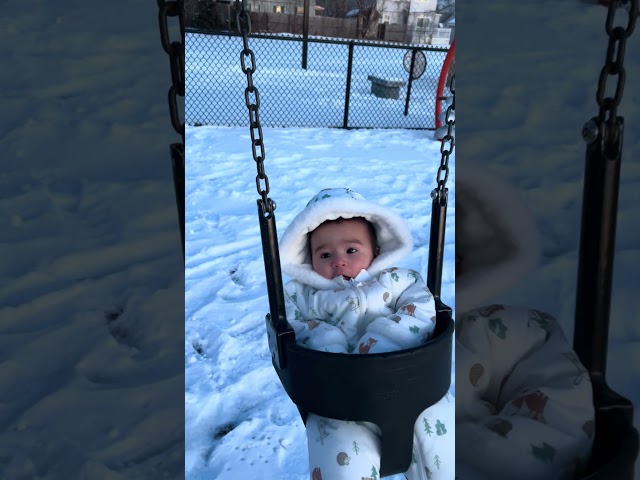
left=583, top=0, right=637, bottom=153
left=236, top=0, right=275, bottom=217
left=158, top=0, right=186, bottom=258
left=434, top=73, right=455, bottom=201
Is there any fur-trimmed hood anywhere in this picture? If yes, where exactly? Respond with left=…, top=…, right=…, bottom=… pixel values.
left=456, top=165, right=540, bottom=313
left=279, top=188, right=413, bottom=290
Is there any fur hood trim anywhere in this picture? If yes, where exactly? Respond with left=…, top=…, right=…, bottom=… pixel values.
left=456, top=165, right=540, bottom=313
left=279, top=188, right=413, bottom=290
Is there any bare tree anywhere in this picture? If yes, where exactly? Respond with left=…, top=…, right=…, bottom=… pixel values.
left=321, top=0, right=350, bottom=17
left=186, top=0, right=236, bottom=31
left=354, top=0, right=381, bottom=39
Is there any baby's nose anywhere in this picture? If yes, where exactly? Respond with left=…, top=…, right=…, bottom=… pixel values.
left=332, top=255, right=347, bottom=267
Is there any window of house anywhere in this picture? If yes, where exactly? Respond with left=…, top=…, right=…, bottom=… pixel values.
left=273, top=5, right=284, bottom=13
left=296, top=6, right=304, bottom=14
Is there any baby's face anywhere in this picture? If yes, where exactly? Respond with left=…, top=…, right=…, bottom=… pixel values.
left=309, top=218, right=376, bottom=280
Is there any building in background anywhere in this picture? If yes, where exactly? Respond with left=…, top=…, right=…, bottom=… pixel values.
left=186, top=0, right=453, bottom=44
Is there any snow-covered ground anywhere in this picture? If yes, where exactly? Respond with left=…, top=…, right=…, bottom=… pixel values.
left=1, top=0, right=184, bottom=477
left=185, top=32, right=449, bottom=129
left=184, top=126, right=455, bottom=480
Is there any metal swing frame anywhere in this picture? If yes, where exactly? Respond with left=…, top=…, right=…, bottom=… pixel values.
left=573, top=3, right=638, bottom=477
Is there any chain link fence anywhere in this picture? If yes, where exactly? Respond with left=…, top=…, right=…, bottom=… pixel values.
left=186, top=29, right=451, bottom=129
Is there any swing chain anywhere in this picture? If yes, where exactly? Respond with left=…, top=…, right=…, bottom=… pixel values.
left=158, top=0, right=185, bottom=137
left=434, top=74, right=455, bottom=199
left=590, top=0, right=638, bottom=147
left=157, top=0, right=186, bottom=258
left=236, top=0, right=274, bottom=216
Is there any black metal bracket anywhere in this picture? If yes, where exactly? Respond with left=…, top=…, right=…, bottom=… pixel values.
left=257, top=200, right=295, bottom=369
left=170, top=143, right=185, bottom=260
left=427, top=187, right=448, bottom=298
left=573, top=116, right=623, bottom=378
left=574, top=116, right=638, bottom=478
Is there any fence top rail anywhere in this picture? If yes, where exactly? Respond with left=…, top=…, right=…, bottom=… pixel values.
left=185, top=28, right=450, bottom=52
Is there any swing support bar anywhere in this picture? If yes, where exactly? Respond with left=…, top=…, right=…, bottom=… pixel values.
left=573, top=3, right=639, bottom=475
left=427, top=188, right=448, bottom=298
left=258, top=199, right=295, bottom=370
left=574, top=116, right=638, bottom=477
left=573, top=117, right=624, bottom=382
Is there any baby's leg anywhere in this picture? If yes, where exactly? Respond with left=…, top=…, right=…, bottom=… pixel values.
left=306, top=413, right=382, bottom=479
left=405, top=393, right=455, bottom=480
left=455, top=305, right=594, bottom=479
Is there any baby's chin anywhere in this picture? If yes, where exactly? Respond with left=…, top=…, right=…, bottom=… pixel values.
left=324, top=274, right=353, bottom=281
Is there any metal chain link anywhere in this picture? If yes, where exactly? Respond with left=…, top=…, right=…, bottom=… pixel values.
left=591, top=0, right=638, bottom=147
left=236, top=0, right=275, bottom=217
left=434, top=73, right=454, bottom=200
left=158, top=0, right=185, bottom=138
left=158, top=0, right=186, bottom=257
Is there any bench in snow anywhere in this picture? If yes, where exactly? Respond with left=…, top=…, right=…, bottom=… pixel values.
left=367, top=75, right=406, bottom=99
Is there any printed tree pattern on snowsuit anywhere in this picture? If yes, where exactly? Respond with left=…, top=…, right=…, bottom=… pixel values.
left=456, top=305, right=595, bottom=479
left=293, top=264, right=454, bottom=479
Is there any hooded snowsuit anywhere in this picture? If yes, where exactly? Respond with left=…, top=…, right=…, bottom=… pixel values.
left=455, top=166, right=594, bottom=480
left=279, top=188, right=455, bottom=480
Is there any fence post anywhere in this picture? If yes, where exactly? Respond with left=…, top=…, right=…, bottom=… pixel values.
left=343, top=41, right=354, bottom=129
left=302, top=0, right=310, bottom=69
left=404, top=48, right=417, bottom=116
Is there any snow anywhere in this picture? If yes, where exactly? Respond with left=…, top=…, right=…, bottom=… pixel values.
left=2, top=0, right=185, bottom=477
left=184, top=126, right=455, bottom=480
left=185, top=32, right=448, bottom=129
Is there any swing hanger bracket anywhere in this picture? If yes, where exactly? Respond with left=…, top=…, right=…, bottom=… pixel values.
left=590, top=0, right=637, bottom=153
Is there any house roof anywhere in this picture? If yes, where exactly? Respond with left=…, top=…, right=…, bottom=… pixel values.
left=442, top=13, right=455, bottom=25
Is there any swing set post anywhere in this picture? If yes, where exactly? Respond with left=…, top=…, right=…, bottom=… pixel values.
left=257, top=199, right=295, bottom=370
left=574, top=116, right=638, bottom=478
left=427, top=190, right=448, bottom=299
left=573, top=3, right=638, bottom=475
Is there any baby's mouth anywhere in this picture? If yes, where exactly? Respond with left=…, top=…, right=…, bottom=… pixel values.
left=342, top=275, right=352, bottom=280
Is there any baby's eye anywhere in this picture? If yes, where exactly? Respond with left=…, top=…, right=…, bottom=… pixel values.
left=320, top=252, right=331, bottom=259
left=347, top=248, right=358, bottom=254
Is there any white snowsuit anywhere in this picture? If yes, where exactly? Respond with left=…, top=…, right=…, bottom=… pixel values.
left=284, top=267, right=436, bottom=355
left=455, top=166, right=595, bottom=480
left=279, top=188, right=455, bottom=480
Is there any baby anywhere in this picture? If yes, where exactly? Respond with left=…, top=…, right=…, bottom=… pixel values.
left=279, top=188, right=454, bottom=480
